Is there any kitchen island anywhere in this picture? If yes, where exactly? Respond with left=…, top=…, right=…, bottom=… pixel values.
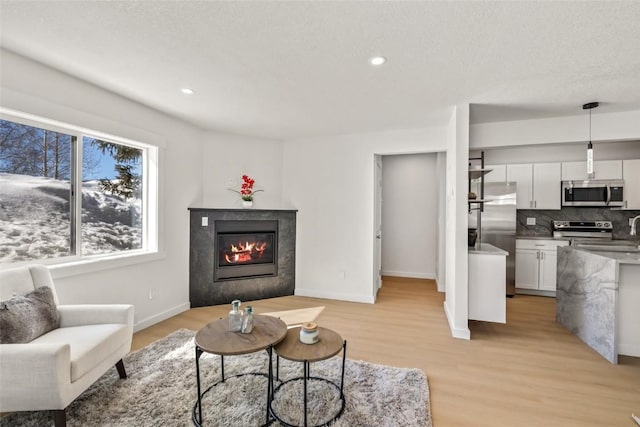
left=469, top=243, right=508, bottom=323
left=556, top=246, right=640, bottom=363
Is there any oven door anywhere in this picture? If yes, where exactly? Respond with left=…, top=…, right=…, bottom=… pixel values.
left=562, top=181, right=624, bottom=207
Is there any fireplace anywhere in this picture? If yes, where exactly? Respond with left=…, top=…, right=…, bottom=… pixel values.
left=214, top=220, right=278, bottom=281
left=189, top=208, right=296, bottom=307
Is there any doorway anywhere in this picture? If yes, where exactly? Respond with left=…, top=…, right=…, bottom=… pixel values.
left=374, top=153, right=442, bottom=298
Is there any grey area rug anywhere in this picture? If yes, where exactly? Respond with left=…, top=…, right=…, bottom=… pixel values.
left=1, top=329, right=431, bottom=426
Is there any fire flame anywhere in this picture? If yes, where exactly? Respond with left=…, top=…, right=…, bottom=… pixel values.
left=224, top=241, right=268, bottom=264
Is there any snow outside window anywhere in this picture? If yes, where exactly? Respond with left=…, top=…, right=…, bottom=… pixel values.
left=0, top=113, right=156, bottom=266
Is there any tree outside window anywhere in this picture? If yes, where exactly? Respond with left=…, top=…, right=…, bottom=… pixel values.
left=0, top=118, right=146, bottom=264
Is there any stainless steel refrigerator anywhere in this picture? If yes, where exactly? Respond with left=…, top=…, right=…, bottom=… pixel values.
left=469, top=182, right=517, bottom=296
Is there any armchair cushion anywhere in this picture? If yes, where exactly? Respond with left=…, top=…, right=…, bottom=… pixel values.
left=0, top=286, right=59, bottom=344
left=31, top=323, right=131, bottom=382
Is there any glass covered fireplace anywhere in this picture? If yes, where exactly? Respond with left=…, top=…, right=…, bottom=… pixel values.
left=214, top=220, right=278, bottom=281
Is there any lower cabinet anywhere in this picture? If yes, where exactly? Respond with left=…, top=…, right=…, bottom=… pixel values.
left=515, top=239, right=569, bottom=295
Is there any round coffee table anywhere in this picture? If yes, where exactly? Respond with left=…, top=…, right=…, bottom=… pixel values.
left=270, top=327, right=347, bottom=427
left=193, top=314, right=287, bottom=426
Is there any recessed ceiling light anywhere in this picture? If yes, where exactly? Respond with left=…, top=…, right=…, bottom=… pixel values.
left=181, top=88, right=194, bottom=95
left=369, top=56, right=387, bottom=66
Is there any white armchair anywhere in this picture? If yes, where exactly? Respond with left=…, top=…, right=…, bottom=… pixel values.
left=0, top=265, right=134, bottom=426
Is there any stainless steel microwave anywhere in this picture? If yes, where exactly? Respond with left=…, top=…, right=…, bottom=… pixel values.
left=561, top=180, right=624, bottom=207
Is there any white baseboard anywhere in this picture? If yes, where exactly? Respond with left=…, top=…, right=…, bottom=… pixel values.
left=134, top=302, right=190, bottom=332
left=515, top=288, right=556, bottom=298
left=381, top=270, right=435, bottom=280
left=443, top=301, right=470, bottom=340
left=295, top=288, right=375, bottom=304
left=618, top=343, right=640, bottom=358
left=435, top=276, right=445, bottom=293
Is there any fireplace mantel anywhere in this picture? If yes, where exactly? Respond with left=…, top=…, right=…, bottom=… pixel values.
left=188, top=207, right=297, bottom=307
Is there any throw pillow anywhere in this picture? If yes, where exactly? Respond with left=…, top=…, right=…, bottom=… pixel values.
left=0, top=286, right=59, bottom=344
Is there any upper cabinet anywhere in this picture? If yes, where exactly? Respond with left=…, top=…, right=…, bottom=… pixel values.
left=533, top=163, right=562, bottom=209
left=507, top=163, right=561, bottom=210
left=561, top=160, right=623, bottom=181
left=478, top=158, right=636, bottom=210
left=507, top=164, right=533, bottom=209
left=623, top=159, right=640, bottom=209
left=483, top=164, right=507, bottom=183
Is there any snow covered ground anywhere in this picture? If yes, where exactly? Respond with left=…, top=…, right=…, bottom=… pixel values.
left=0, top=173, right=141, bottom=264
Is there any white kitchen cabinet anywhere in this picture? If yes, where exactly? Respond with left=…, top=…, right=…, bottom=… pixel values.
left=515, top=248, right=538, bottom=290
left=483, top=164, right=507, bottom=183
left=594, top=160, right=623, bottom=179
left=562, top=161, right=587, bottom=181
left=539, top=249, right=559, bottom=291
left=507, top=163, right=560, bottom=210
left=561, top=160, right=623, bottom=181
left=533, top=163, right=561, bottom=209
left=515, top=239, right=569, bottom=295
left=623, top=159, right=640, bottom=209
left=468, top=243, right=507, bottom=323
left=507, top=164, right=533, bottom=209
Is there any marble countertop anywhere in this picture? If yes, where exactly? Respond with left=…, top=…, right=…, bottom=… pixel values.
left=571, top=247, right=640, bottom=265
left=468, top=243, right=508, bottom=256
left=516, top=235, right=570, bottom=241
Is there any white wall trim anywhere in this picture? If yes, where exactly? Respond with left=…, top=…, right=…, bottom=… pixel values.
left=618, top=344, right=640, bottom=358
left=435, top=276, right=445, bottom=293
left=443, top=301, right=470, bottom=340
left=381, top=270, right=435, bottom=280
left=295, top=288, right=375, bottom=304
left=45, top=251, right=167, bottom=280
left=134, top=302, right=190, bottom=332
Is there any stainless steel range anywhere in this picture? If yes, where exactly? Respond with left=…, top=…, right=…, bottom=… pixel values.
left=552, top=220, right=613, bottom=239
left=553, top=220, right=640, bottom=251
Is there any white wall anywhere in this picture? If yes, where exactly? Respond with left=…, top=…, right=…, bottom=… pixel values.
left=444, top=105, right=470, bottom=340
left=281, top=127, right=447, bottom=303
left=0, top=49, right=205, bottom=331
left=201, top=132, right=284, bottom=209
left=470, top=110, right=640, bottom=149
left=473, top=140, right=640, bottom=165
left=381, top=153, right=438, bottom=279
left=436, top=151, right=447, bottom=292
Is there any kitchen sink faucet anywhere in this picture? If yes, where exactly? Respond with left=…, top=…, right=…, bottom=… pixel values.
left=631, top=215, right=640, bottom=236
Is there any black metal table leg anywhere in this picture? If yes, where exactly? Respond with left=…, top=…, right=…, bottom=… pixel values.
left=303, top=361, right=308, bottom=427
left=220, top=354, right=225, bottom=382
left=195, top=346, right=203, bottom=425
left=340, top=340, right=347, bottom=394
left=266, top=346, right=273, bottom=424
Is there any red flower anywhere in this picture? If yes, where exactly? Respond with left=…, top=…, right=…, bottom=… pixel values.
left=230, top=174, right=263, bottom=201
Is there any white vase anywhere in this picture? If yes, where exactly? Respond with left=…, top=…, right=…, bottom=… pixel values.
left=242, top=200, right=253, bottom=209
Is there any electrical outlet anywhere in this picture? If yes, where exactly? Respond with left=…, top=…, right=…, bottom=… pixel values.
left=201, top=216, right=209, bottom=227
left=527, top=217, right=536, bottom=225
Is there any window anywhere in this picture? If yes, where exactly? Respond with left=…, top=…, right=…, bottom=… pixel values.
left=0, top=110, right=157, bottom=265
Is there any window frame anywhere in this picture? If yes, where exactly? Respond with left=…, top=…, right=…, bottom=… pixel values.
left=0, top=108, right=160, bottom=269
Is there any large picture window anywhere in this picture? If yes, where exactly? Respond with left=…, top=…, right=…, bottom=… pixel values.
left=0, top=111, right=157, bottom=265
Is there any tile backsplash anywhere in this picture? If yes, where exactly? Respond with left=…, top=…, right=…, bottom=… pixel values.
left=516, top=208, right=640, bottom=239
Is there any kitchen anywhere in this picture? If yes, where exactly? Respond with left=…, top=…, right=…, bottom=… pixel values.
left=467, top=138, right=640, bottom=364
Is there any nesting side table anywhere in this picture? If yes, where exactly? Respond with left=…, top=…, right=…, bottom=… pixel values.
left=271, top=327, right=347, bottom=427
left=193, top=315, right=287, bottom=426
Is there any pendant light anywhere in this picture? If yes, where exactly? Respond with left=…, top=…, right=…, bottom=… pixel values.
left=583, top=102, right=598, bottom=179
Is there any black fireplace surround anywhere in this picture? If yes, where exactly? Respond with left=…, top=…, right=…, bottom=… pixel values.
left=189, top=208, right=296, bottom=307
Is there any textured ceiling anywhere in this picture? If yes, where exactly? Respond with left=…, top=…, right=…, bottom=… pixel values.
left=1, top=1, right=640, bottom=139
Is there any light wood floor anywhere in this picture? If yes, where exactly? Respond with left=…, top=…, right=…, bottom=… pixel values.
left=132, top=277, right=640, bottom=427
